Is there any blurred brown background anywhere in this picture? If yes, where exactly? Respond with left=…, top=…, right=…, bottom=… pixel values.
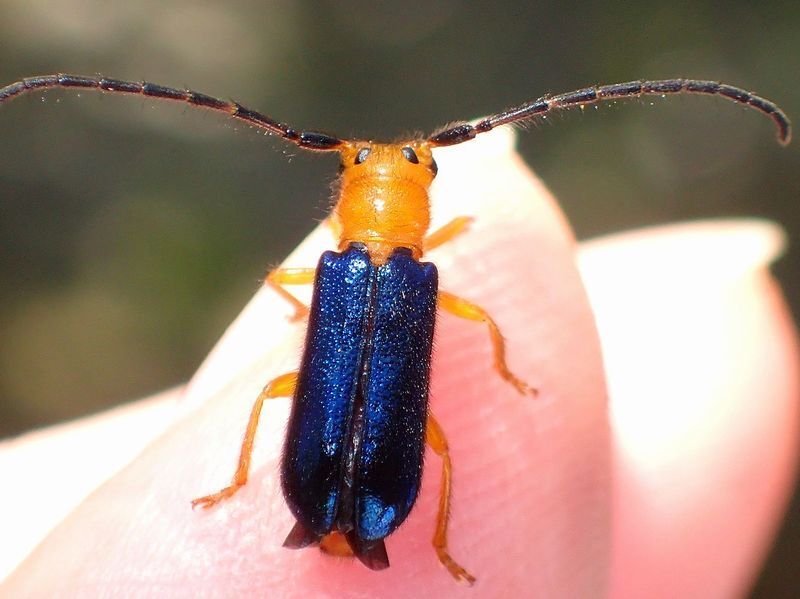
left=0, top=1, right=797, bottom=595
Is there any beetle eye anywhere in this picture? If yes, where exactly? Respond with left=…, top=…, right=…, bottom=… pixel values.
left=430, top=157, right=438, bottom=176
left=400, top=146, right=419, bottom=164
left=354, top=147, right=371, bottom=165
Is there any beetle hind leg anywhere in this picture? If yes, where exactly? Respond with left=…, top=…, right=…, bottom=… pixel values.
left=427, top=412, right=476, bottom=585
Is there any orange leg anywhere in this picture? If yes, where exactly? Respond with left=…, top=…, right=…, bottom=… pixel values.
left=438, top=291, right=536, bottom=396
left=424, top=216, right=474, bottom=253
left=192, top=371, right=298, bottom=509
left=427, top=412, right=476, bottom=585
left=266, top=268, right=316, bottom=321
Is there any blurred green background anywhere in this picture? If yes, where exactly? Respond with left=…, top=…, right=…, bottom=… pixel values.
left=0, top=0, right=797, bottom=594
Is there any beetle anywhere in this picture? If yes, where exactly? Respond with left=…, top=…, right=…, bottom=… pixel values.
left=0, top=74, right=790, bottom=584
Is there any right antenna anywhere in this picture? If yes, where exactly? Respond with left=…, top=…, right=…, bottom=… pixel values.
left=428, top=79, right=791, bottom=147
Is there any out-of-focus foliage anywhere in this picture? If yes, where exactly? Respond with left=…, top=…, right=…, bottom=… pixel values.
left=0, top=2, right=797, bottom=595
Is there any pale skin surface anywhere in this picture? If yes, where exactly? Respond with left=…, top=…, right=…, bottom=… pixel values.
left=0, top=129, right=797, bottom=598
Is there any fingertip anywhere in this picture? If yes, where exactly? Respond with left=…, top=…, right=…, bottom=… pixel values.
left=582, top=221, right=800, bottom=598
left=3, top=128, right=611, bottom=598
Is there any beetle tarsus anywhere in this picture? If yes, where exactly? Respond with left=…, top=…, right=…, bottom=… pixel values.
left=190, top=484, right=243, bottom=510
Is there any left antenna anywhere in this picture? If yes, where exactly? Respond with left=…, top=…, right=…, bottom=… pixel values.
left=0, top=74, right=346, bottom=152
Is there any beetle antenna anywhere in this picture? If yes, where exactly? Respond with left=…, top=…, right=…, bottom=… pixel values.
left=428, top=79, right=791, bottom=147
left=0, top=74, right=346, bottom=152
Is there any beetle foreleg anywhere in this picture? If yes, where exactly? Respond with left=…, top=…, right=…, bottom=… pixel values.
left=427, top=412, right=476, bottom=585
left=265, top=268, right=316, bottom=321
left=423, top=216, right=474, bottom=253
left=438, top=290, right=536, bottom=396
left=191, top=371, right=298, bottom=509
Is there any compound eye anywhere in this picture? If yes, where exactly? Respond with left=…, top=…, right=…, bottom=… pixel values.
left=354, top=147, right=371, bottom=165
left=400, top=146, right=419, bottom=164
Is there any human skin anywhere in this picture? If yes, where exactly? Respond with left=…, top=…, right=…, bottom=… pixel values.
left=0, top=129, right=796, bottom=598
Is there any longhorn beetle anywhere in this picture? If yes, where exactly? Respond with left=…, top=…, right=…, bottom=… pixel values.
left=0, top=74, right=790, bottom=584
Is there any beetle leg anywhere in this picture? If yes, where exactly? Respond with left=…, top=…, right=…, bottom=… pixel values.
left=427, top=411, right=476, bottom=585
left=191, top=371, right=298, bottom=509
left=423, top=216, right=474, bottom=253
left=438, top=290, right=536, bottom=396
left=265, top=268, right=316, bottom=321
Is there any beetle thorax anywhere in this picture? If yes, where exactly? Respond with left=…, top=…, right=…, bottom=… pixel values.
left=334, top=143, right=436, bottom=265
